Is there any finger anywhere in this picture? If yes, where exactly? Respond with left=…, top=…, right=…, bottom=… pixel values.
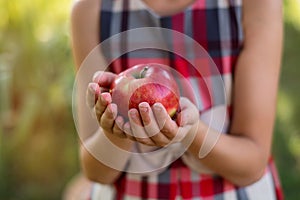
left=137, top=102, right=170, bottom=146
left=127, top=109, right=156, bottom=146
left=122, top=122, right=139, bottom=142
left=176, top=98, right=199, bottom=126
left=152, top=103, right=178, bottom=140
left=149, top=131, right=170, bottom=147
left=127, top=135, right=137, bottom=141
left=95, top=92, right=112, bottom=120
left=113, top=116, right=127, bottom=138
left=128, top=109, right=149, bottom=139
left=92, top=71, right=117, bottom=88
left=86, top=83, right=101, bottom=108
left=100, top=103, right=117, bottom=131
left=138, top=102, right=161, bottom=137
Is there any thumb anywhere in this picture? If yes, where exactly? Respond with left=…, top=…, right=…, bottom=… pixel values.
left=176, top=98, right=199, bottom=127
left=93, top=71, right=117, bottom=88
left=86, top=83, right=101, bottom=108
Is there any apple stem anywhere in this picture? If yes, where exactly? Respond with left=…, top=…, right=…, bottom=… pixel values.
left=140, top=66, right=149, bottom=78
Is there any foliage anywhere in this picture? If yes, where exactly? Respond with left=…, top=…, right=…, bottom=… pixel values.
left=0, top=0, right=299, bottom=199
left=273, top=1, right=300, bottom=199
left=0, top=0, right=79, bottom=199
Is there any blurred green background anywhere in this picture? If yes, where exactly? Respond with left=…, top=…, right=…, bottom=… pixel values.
left=0, top=0, right=299, bottom=199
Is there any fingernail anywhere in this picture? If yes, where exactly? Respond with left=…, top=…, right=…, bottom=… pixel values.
left=139, top=103, right=149, bottom=113
left=153, top=103, right=162, bottom=111
left=116, top=117, right=123, bottom=124
left=92, top=71, right=102, bottom=82
left=88, top=83, right=96, bottom=91
left=124, top=123, right=130, bottom=129
left=129, top=109, right=138, bottom=119
left=123, top=123, right=131, bottom=134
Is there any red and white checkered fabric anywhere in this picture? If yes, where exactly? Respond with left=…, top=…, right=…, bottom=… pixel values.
left=89, top=0, right=284, bottom=199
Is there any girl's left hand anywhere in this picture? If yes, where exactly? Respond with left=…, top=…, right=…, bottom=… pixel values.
left=126, top=97, right=199, bottom=147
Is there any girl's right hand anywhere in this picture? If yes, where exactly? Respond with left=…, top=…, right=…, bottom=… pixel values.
left=86, top=71, right=129, bottom=139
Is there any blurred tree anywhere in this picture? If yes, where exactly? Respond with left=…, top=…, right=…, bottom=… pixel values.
left=272, top=0, right=300, bottom=199
left=0, top=0, right=80, bottom=199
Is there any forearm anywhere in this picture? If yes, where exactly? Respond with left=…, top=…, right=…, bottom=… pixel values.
left=80, top=145, right=122, bottom=184
left=186, top=48, right=281, bottom=186
left=186, top=0, right=282, bottom=186
left=80, top=128, right=134, bottom=184
left=187, top=121, right=268, bottom=186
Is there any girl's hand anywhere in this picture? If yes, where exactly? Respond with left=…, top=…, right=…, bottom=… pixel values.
left=126, top=97, right=199, bottom=147
left=86, top=71, right=128, bottom=139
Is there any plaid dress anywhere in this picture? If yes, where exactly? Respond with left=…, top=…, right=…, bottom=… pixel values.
left=91, top=0, right=284, bottom=199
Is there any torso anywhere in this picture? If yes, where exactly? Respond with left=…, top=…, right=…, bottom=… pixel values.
left=92, top=0, right=282, bottom=199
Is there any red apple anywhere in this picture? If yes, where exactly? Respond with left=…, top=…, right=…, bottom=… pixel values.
left=110, top=63, right=180, bottom=119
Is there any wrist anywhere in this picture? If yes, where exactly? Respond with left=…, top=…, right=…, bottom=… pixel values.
left=83, top=128, right=134, bottom=171
left=184, top=120, right=206, bottom=157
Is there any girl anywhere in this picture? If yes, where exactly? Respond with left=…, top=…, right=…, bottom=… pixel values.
left=70, top=0, right=284, bottom=199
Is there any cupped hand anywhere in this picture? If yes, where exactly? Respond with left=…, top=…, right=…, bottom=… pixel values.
left=86, top=71, right=129, bottom=139
left=126, top=97, right=199, bottom=147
